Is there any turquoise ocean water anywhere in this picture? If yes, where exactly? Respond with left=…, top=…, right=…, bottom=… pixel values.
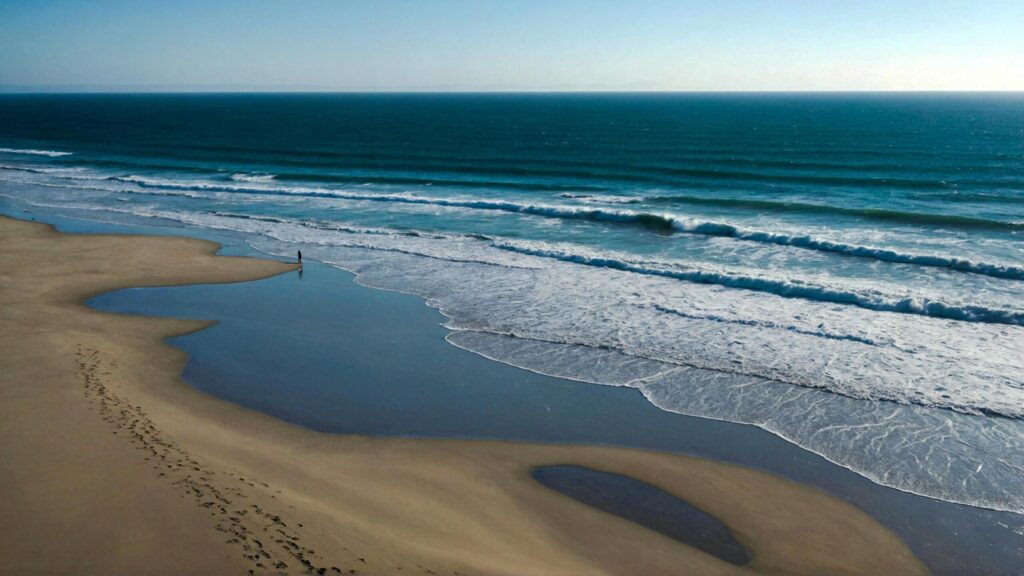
left=1, top=93, right=1022, bottom=516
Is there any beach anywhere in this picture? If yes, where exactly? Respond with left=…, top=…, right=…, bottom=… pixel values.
left=0, top=214, right=931, bottom=574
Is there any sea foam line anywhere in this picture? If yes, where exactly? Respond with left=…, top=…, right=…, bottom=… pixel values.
left=559, top=192, right=1024, bottom=231
left=98, top=175, right=1024, bottom=281
left=446, top=330, right=1024, bottom=516
left=230, top=172, right=276, bottom=183
left=0, top=147, right=73, bottom=157
left=490, top=240, right=1024, bottom=327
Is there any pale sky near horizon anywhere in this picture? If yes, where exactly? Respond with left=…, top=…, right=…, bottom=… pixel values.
left=1, top=0, right=1022, bottom=92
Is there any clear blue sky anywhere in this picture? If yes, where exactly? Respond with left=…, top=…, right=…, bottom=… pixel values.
left=1, top=0, right=1022, bottom=91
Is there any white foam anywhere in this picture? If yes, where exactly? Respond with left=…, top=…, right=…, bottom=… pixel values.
left=0, top=147, right=73, bottom=157
left=492, top=239, right=1024, bottom=326
left=448, top=331, right=1024, bottom=514
left=230, top=172, right=276, bottom=183
left=102, top=174, right=1024, bottom=281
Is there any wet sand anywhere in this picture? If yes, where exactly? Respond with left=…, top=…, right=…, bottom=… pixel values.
left=0, top=215, right=928, bottom=575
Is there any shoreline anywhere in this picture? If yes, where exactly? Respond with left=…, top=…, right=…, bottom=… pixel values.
left=0, top=214, right=928, bottom=575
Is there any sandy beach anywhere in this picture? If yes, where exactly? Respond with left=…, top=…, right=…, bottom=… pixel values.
left=0, top=215, right=928, bottom=576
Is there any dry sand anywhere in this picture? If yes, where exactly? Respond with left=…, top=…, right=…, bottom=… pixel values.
left=0, top=215, right=929, bottom=576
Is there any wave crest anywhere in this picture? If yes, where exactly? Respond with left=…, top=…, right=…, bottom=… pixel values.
left=0, top=147, right=73, bottom=157
left=38, top=173, right=1024, bottom=282
left=229, top=172, right=276, bottom=183
left=560, top=192, right=1024, bottom=231
left=491, top=240, right=1024, bottom=327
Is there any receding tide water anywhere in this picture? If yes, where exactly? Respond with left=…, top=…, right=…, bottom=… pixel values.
left=1, top=93, right=1022, bottom=516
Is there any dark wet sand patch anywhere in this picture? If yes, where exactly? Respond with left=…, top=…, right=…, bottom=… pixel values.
left=533, top=465, right=751, bottom=566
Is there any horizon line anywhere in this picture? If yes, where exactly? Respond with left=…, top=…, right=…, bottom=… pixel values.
left=1, top=88, right=1023, bottom=95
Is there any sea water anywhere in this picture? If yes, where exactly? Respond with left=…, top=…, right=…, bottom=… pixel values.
left=1, top=93, right=1021, bottom=514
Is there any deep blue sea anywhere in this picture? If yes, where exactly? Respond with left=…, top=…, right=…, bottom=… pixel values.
left=1, top=93, right=1022, bottom=516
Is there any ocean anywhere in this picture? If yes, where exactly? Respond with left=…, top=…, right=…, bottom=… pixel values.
left=1, top=93, right=1022, bottom=516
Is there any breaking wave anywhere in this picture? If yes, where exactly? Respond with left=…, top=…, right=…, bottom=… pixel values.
left=229, top=172, right=276, bottom=183
left=490, top=240, right=1024, bottom=326
left=560, top=192, right=1024, bottom=231
left=103, top=175, right=1024, bottom=281
left=0, top=147, right=73, bottom=157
